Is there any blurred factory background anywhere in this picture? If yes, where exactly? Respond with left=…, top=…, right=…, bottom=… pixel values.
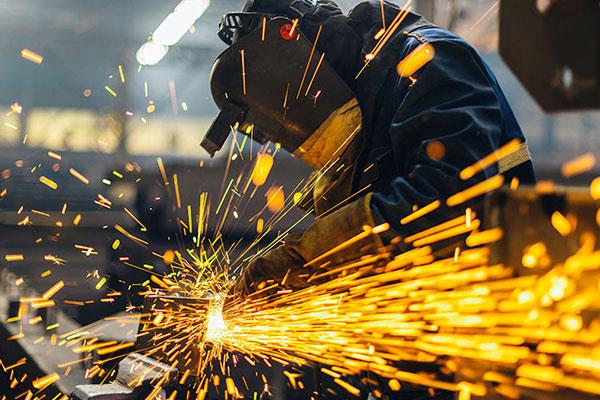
left=0, top=0, right=599, bottom=396
left=1, top=0, right=598, bottom=167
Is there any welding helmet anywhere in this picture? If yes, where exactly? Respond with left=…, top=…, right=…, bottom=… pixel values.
left=201, top=0, right=363, bottom=169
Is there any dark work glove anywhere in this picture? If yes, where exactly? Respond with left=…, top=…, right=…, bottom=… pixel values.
left=228, top=194, right=385, bottom=301
left=231, top=244, right=308, bottom=298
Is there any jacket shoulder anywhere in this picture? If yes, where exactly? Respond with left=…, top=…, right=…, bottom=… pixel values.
left=394, top=25, right=487, bottom=78
left=402, top=25, right=478, bottom=56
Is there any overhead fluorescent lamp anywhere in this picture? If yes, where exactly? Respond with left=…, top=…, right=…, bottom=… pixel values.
left=136, top=42, right=169, bottom=66
left=137, top=0, right=211, bottom=66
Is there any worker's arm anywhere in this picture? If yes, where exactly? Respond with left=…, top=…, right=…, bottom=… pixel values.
left=230, top=193, right=380, bottom=297
left=370, top=37, right=504, bottom=241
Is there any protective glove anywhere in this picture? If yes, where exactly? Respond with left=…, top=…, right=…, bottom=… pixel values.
left=231, top=244, right=307, bottom=299
left=229, top=193, right=385, bottom=299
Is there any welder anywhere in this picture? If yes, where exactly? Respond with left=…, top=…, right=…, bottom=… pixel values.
left=203, top=0, right=536, bottom=296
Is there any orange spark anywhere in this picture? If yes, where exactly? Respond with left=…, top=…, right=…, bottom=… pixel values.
left=21, top=48, right=44, bottom=64
left=397, top=42, right=435, bottom=78
left=69, top=168, right=90, bottom=185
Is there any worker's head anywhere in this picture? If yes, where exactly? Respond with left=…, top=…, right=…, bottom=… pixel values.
left=219, top=1, right=362, bottom=84
left=201, top=0, right=364, bottom=169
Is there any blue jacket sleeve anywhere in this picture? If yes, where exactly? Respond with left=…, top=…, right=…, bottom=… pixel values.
left=370, top=37, right=504, bottom=240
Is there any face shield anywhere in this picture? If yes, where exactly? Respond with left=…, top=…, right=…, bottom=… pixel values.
left=201, top=14, right=362, bottom=169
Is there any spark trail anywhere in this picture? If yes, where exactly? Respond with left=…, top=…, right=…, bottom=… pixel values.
left=126, top=224, right=595, bottom=399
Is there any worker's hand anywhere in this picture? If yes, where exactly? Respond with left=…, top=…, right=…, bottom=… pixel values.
left=229, top=243, right=309, bottom=300
left=226, top=194, right=385, bottom=306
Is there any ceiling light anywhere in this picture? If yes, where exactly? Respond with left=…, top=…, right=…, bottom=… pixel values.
left=136, top=0, right=211, bottom=65
left=136, top=42, right=169, bottom=66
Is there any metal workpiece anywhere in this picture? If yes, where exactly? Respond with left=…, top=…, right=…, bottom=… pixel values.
left=71, top=353, right=178, bottom=400
left=71, top=295, right=224, bottom=399
left=135, top=295, right=214, bottom=376
left=485, top=185, right=600, bottom=268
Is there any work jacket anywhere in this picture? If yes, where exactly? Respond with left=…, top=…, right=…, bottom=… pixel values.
left=309, top=1, right=535, bottom=245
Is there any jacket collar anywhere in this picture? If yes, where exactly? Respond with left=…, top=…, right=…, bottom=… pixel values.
left=347, top=1, right=427, bottom=124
